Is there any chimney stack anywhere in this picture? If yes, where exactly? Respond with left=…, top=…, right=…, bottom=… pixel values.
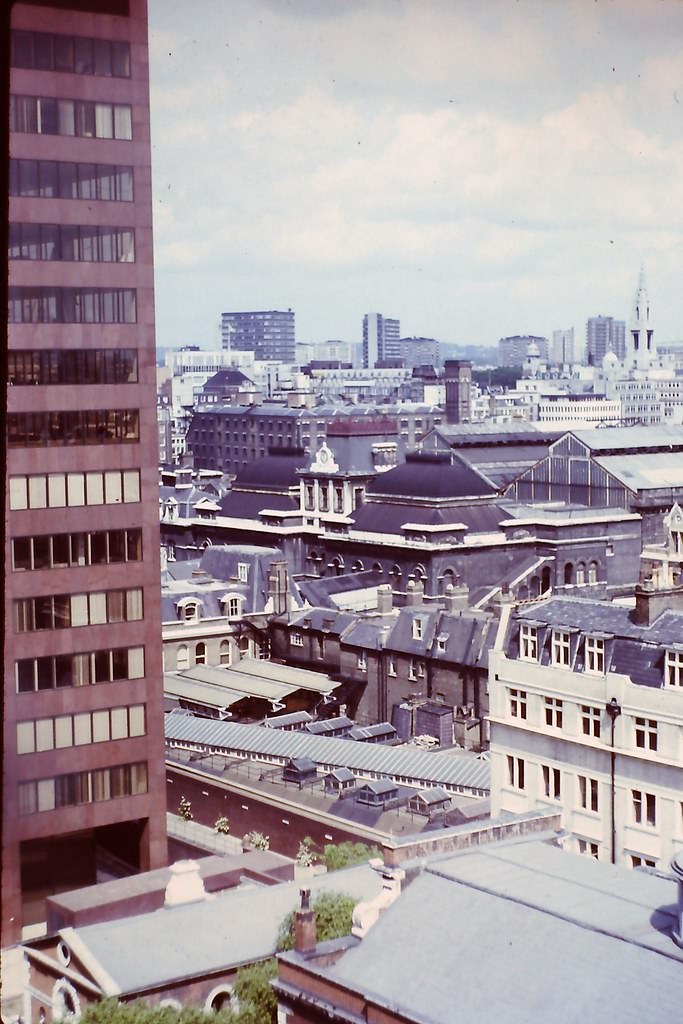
left=294, top=888, right=317, bottom=954
left=405, top=579, right=424, bottom=607
left=443, top=580, right=469, bottom=612
left=164, top=860, right=207, bottom=907
left=377, top=583, right=393, bottom=614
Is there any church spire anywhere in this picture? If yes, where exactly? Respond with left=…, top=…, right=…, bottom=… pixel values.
left=627, top=265, right=655, bottom=370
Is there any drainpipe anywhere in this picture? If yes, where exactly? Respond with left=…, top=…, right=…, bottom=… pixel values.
left=606, top=697, right=621, bottom=865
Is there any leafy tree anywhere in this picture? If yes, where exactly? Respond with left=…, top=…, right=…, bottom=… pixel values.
left=78, top=999, right=235, bottom=1024
left=276, top=891, right=356, bottom=952
left=322, top=841, right=382, bottom=871
left=231, top=960, right=277, bottom=1024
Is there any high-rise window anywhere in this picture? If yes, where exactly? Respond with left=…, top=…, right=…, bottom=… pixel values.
left=8, top=409, right=139, bottom=447
left=11, top=30, right=131, bottom=78
left=9, top=349, right=138, bottom=386
left=9, top=287, right=136, bottom=323
left=10, top=95, right=132, bottom=140
left=10, top=159, right=134, bottom=201
left=10, top=224, right=135, bottom=263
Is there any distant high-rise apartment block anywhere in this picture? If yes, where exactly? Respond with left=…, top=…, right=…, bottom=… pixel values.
left=362, top=313, right=400, bottom=368
left=585, top=316, right=625, bottom=365
left=221, top=310, right=296, bottom=364
left=6, top=0, right=167, bottom=943
left=396, top=336, right=440, bottom=369
left=551, top=328, right=578, bottom=365
left=498, top=335, right=549, bottom=367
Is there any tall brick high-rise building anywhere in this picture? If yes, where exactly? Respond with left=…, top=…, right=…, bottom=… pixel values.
left=5, top=0, right=167, bottom=943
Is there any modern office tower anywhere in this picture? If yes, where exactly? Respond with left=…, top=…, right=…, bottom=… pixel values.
left=444, top=360, right=472, bottom=424
left=5, top=0, right=167, bottom=943
left=362, top=313, right=401, bottom=368
left=551, top=328, right=577, bottom=365
left=221, top=310, right=296, bottom=364
left=627, top=267, right=657, bottom=371
left=498, top=335, right=549, bottom=367
left=585, top=316, right=626, bottom=365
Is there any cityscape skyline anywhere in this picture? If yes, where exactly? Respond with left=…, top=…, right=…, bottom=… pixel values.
left=148, top=0, right=683, bottom=351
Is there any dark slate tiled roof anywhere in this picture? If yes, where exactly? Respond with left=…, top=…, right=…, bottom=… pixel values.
left=367, top=452, right=497, bottom=500
left=232, top=450, right=307, bottom=488
left=218, top=491, right=298, bottom=518
left=351, top=501, right=507, bottom=534
left=297, top=571, right=385, bottom=609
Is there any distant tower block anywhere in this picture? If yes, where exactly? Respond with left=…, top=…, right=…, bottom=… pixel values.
left=444, top=360, right=472, bottom=424
left=628, top=267, right=657, bottom=371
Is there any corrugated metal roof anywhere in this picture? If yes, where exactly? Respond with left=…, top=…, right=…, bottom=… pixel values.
left=229, top=660, right=338, bottom=693
left=594, top=451, right=683, bottom=490
left=165, top=715, right=490, bottom=792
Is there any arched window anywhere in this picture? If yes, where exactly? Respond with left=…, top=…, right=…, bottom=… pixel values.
left=205, top=986, right=236, bottom=1015
left=52, top=980, right=81, bottom=1023
left=564, top=563, right=573, bottom=586
left=329, top=556, right=344, bottom=577
left=177, top=598, right=200, bottom=623
left=351, top=560, right=364, bottom=573
left=412, top=564, right=427, bottom=582
left=541, top=566, right=552, bottom=593
left=576, top=562, right=586, bottom=586
left=177, top=645, right=189, bottom=671
left=372, top=562, right=383, bottom=573
left=588, top=561, right=598, bottom=584
left=195, top=641, right=206, bottom=666
left=221, top=594, right=243, bottom=619
left=219, top=640, right=231, bottom=666
left=441, top=568, right=456, bottom=593
left=389, top=564, right=402, bottom=583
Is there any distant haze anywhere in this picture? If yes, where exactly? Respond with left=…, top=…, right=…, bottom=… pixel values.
left=149, top=0, right=683, bottom=351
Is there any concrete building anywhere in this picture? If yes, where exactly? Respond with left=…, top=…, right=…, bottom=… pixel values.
left=498, top=335, right=549, bottom=367
left=362, top=313, right=400, bottom=368
left=5, top=0, right=167, bottom=944
left=586, top=315, right=626, bottom=365
left=551, top=327, right=578, bottom=365
left=444, top=359, right=472, bottom=424
left=221, top=309, right=296, bottom=364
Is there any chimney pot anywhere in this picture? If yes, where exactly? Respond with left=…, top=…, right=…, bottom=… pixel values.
left=294, top=887, right=317, bottom=954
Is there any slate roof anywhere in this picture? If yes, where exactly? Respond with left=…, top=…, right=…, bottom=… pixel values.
left=323, top=840, right=683, bottom=1023
left=165, top=716, right=491, bottom=792
left=53, top=865, right=384, bottom=995
left=351, top=501, right=507, bottom=534
left=366, top=453, right=497, bottom=500
left=218, top=491, right=298, bottom=519
left=229, top=450, right=307, bottom=489
left=513, top=596, right=683, bottom=688
left=297, top=571, right=385, bottom=609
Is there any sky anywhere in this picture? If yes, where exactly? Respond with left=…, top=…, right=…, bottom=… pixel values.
left=148, top=0, right=683, bottom=353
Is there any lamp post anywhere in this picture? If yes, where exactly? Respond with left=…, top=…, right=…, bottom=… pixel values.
left=606, top=697, right=622, bottom=865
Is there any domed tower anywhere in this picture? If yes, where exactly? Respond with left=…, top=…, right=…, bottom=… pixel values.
left=627, top=266, right=656, bottom=371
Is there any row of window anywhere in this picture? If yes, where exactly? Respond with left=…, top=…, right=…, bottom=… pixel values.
left=14, top=587, right=143, bottom=633
left=519, top=623, right=683, bottom=685
left=11, top=95, right=132, bottom=140
left=16, top=645, right=145, bottom=693
left=11, top=29, right=131, bottom=78
left=10, top=158, right=134, bottom=201
left=17, top=704, right=146, bottom=755
left=12, top=528, right=142, bottom=572
left=18, top=761, right=148, bottom=816
left=507, top=758, right=660, bottom=827
left=8, top=287, right=136, bottom=324
left=8, top=349, right=138, bottom=387
left=9, top=223, right=135, bottom=263
left=516, top=691, right=662, bottom=751
left=7, top=409, right=139, bottom=447
left=9, top=469, right=140, bottom=511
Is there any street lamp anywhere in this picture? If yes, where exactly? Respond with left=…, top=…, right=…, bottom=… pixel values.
left=606, top=697, right=622, bottom=865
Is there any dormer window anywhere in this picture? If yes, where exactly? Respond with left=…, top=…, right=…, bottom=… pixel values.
left=177, top=598, right=200, bottom=623
left=237, top=562, right=248, bottom=583
left=437, top=634, right=447, bottom=653
left=584, top=635, right=605, bottom=675
left=291, top=632, right=304, bottom=647
left=412, top=618, right=423, bottom=641
left=665, top=648, right=683, bottom=687
left=519, top=623, right=538, bottom=661
left=221, top=594, right=243, bottom=619
left=551, top=629, right=571, bottom=667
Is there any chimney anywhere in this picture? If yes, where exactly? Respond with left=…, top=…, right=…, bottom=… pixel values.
left=671, top=852, right=683, bottom=948
left=377, top=583, right=393, bottom=614
left=294, top=888, right=317, bottom=953
left=443, top=580, right=469, bottom=612
left=164, top=860, right=207, bottom=907
left=632, top=579, right=683, bottom=627
left=405, top=579, right=424, bottom=607
left=267, top=559, right=289, bottom=616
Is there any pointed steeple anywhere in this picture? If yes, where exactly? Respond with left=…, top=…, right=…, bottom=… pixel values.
left=627, top=265, right=655, bottom=370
